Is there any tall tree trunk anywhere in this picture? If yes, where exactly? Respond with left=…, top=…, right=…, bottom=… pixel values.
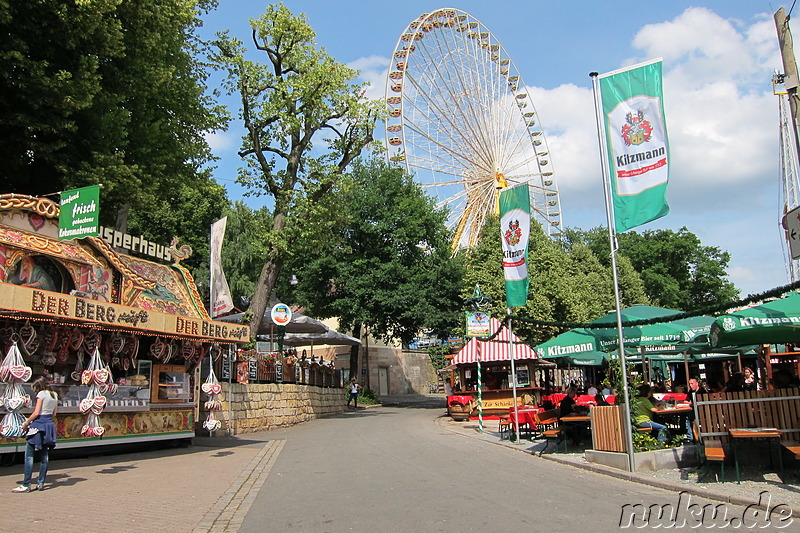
left=349, top=323, right=362, bottom=383
left=247, top=213, right=287, bottom=341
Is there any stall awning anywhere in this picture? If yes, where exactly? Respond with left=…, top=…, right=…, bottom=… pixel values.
left=452, top=318, right=538, bottom=364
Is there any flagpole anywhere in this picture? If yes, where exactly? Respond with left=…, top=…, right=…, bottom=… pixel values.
left=508, top=309, right=520, bottom=442
left=477, top=342, right=483, bottom=434
left=209, top=222, right=215, bottom=317
left=591, top=71, right=636, bottom=472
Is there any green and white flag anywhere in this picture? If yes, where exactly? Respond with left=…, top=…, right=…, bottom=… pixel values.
left=499, top=184, right=530, bottom=307
left=599, top=58, right=670, bottom=233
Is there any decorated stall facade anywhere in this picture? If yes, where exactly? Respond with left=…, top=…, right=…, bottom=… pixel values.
left=0, top=194, right=249, bottom=452
left=447, top=318, right=549, bottom=416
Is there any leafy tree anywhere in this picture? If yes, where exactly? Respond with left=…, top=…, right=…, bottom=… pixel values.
left=220, top=201, right=273, bottom=309
left=568, top=226, right=738, bottom=310
left=0, top=0, right=226, bottom=242
left=0, top=0, right=229, bottom=276
left=211, top=4, right=380, bottom=339
left=464, top=218, right=648, bottom=345
left=287, top=156, right=464, bottom=380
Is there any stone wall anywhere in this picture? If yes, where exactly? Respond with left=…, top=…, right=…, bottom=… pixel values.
left=202, top=383, right=347, bottom=435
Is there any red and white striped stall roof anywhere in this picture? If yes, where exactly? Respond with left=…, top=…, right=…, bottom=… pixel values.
left=452, top=318, right=538, bottom=364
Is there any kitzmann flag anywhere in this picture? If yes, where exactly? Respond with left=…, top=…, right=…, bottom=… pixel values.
left=499, top=184, right=530, bottom=307
left=599, top=58, right=670, bottom=233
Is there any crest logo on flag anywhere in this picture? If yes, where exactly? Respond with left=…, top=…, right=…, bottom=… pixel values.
left=621, top=110, right=653, bottom=146
left=504, top=219, right=522, bottom=246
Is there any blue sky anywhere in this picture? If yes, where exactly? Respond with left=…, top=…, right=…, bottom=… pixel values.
left=199, top=1, right=797, bottom=298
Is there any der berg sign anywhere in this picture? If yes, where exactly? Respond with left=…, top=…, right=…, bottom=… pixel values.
left=0, top=283, right=249, bottom=342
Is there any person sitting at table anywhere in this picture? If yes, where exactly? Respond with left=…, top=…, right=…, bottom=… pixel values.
left=653, top=381, right=667, bottom=394
left=559, top=387, right=578, bottom=417
left=595, top=393, right=609, bottom=406
left=743, top=367, right=759, bottom=391
left=586, top=383, right=598, bottom=396
left=630, top=384, right=667, bottom=443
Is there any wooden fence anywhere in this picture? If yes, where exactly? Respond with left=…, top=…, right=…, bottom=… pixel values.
left=591, top=405, right=627, bottom=452
left=696, top=387, right=800, bottom=443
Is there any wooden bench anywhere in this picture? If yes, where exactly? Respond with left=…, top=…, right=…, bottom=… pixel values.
left=498, top=415, right=512, bottom=440
left=696, top=388, right=800, bottom=482
left=703, top=438, right=728, bottom=482
left=539, top=426, right=566, bottom=455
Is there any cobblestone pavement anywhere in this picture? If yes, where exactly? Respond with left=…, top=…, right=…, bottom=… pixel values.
left=436, top=411, right=800, bottom=516
left=0, top=435, right=275, bottom=533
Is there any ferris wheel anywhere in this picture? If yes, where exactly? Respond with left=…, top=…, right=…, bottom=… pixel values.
left=384, top=8, right=562, bottom=251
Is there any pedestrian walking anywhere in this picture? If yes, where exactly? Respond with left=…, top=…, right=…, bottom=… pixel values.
left=13, top=376, right=58, bottom=492
left=347, top=378, right=361, bottom=409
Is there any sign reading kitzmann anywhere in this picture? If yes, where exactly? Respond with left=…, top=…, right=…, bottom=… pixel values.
left=0, top=283, right=248, bottom=342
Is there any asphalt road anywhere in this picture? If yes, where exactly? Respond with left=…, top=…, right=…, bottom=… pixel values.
left=239, top=405, right=782, bottom=532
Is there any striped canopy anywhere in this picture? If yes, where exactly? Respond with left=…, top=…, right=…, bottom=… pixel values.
left=452, top=318, right=538, bottom=364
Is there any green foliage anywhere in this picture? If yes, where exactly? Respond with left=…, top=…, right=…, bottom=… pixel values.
left=210, top=3, right=381, bottom=337
left=357, top=387, right=379, bottom=405
left=0, top=0, right=226, bottom=234
left=632, top=430, right=685, bottom=452
left=464, top=218, right=644, bottom=345
left=568, top=226, right=739, bottom=310
left=427, top=345, right=451, bottom=372
left=289, top=155, right=464, bottom=345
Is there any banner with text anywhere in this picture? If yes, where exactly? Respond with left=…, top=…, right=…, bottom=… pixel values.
left=59, top=185, right=100, bottom=240
left=599, top=58, right=670, bottom=233
left=499, top=184, right=530, bottom=308
left=210, top=217, right=234, bottom=317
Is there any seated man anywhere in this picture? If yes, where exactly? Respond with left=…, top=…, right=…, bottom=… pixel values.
left=559, top=387, right=578, bottom=417
left=630, top=384, right=667, bottom=443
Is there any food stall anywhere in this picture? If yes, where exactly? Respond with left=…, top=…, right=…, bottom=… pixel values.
left=0, top=194, right=249, bottom=452
left=446, top=318, right=551, bottom=417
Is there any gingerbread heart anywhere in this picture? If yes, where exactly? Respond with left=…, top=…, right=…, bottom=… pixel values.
left=81, top=424, right=92, bottom=436
left=83, top=331, right=101, bottom=352
left=107, top=383, right=118, bottom=395
left=41, top=354, right=57, bottom=367
left=81, top=370, right=93, bottom=385
left=110, top=333, right=125, bottom=354
left=122, top=358, right=131, bottom=371
left=93, top=368, right=110, bottom=385
left=69, top=329, right=84, bottom=351
left=97, top=383, right=108, bottom=394
left=79, top=398, right=93, bottom=414
left=91, top=405, right=103, bottom=415
left=149, top=338, right=165, bottom=360
left=4, top=397, right=23, bottom=411
left=210, top=384, right=222, bottom=395
left=9, top=365, right=32, bottom=382
left=201, top=383, right=213, bottom=394
left=93, top=426, right=105, bottom=437
left=71, top=371, right=82, bottom=382
left=93, top=396, right=107, bottom=409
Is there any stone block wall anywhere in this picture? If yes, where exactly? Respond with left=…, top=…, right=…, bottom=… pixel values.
left=202, top=383, right=347, bottom=435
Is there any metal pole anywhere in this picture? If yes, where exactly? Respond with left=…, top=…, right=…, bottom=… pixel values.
left=591, top=71, right=635, bottom=472
left=508, top=309, right=520, bottom=443
left=227, top=345, right=233, bottom=436
left=477, top=344, right=483, bottom=434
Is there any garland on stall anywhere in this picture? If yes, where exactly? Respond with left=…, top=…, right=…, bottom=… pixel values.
left=502, top=280, right=800, bottom=332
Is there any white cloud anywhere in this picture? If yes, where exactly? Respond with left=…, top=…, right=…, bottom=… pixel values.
left=348, top=54, right=390, bottom=102
left=524, top=7, right=790, bottom=295
left=204, top=130, right=237, bottom=153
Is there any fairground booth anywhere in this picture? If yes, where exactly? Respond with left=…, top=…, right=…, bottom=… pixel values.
left=0, top=193, right=249, bottom=453
left=445, top=318, right=553, bottom=418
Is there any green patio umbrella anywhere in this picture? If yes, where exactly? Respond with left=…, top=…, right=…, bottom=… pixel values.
left=589, top=305, right=714, bottom=351
left=533, top=329, right=609, bottom=366
left=710, top=291, right=800, bottom=348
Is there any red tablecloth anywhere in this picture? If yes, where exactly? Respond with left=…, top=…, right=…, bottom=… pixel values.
left=508, top=407, right=542, bottom=431
left=543, top=393, right=567, bottom=406
left=447, top=395, right=474, bottom=406
left=661, top=393, right=687, bottom=402
left=575, top=395, right=597, bottom=406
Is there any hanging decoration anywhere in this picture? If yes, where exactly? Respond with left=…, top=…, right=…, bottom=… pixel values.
left=201, top=367, right=222, bottom=433
left=79, top=347, right=114, bottom=438
left=0, top=342, right=33, bottom=438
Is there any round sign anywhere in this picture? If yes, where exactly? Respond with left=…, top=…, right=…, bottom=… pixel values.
left=270, top=303, right=293, bottom=326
